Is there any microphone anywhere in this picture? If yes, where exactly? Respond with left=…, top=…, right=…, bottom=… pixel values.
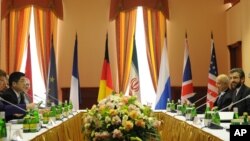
left=23, top=93, right=43, bottom=107
left=219, top=95, right=250, bottom=112
left=192, top=94, right=207, bottom=105
left=37, top=101, right=43, bottom=107
left=0, top=97, right=27, bottom=112
left=196, top=102, right=207, bottom=110
left=196, top=100, right=214, bottom=111
left=47, top=94, right=60, bottom=103
left=43, top=92, right=62, bottom=105
left=35, top=94, right=58, bottom=106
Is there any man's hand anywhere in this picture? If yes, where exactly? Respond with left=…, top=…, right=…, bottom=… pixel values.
left=211, top=106, right=218, bottom=111
left=14, top=113, right=24, bottom=117
left=26, top=103, right=36, bottom=110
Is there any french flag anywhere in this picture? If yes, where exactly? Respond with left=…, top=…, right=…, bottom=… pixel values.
left=70, top=34, right=81, bottom=110
left=181, top=33, right=194, bottom=103
left=155, top=36, right=171, bottom=110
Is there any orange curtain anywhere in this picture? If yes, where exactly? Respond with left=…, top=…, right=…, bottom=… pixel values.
left=224, top=0, right=240, bottom=6
left=109, top=0, right=169, bottom=21
left=143, top=7, right=166, bottom=91
left=4, top=7, right=31, bottom=73
left=116, top=8, right=137, bottom=93
left=1, top=0, right=63, bottom=20
left=33, top=7, right=58, bottom=85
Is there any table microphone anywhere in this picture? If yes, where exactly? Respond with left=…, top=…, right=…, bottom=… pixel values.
left=219, top=95, right=250, bottom=112
left=0, top=97, right=27, bottom=112
left=42, top=92, right=62, bottom=104
left=192, top=94, right=208, bottom=105
left=47, top=94, right=60, bottom=103
left=34, top=94, right=59, bottom=105
left=195, top=93, right=218, bottom=110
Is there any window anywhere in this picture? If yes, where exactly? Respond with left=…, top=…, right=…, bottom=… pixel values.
left=135, top=7, right=156, bottom=107
left=20, top=7, right=46, bottom=105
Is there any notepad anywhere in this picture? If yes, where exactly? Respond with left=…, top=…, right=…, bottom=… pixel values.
left=219, top=112, right=234, bottom=122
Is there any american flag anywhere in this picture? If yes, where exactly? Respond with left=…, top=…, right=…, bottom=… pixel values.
left=206, top=33, right=218, bottom=107
left=181, top=33, right=194, bottom=103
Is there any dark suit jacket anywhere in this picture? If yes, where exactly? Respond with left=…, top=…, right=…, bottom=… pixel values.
left=214, top=89, right=232, bottom=111
left=0, top=101, right=26, bottom=120
left=0, top=88, right=26, bottom=121
left=231, top=84, right=250, bottom=116
left=1, top=88, right=25, bottom=105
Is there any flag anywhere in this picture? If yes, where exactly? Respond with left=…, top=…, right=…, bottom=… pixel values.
left=25, top=35, right=33, bottom=102
left=97, top=34, right=113, bottom=102
left=155, top=36, right=171, bottom=109
left=181, top=33, right=194, bottom=103
left=128, top=36, right=141, bottom=102
left=70, top=34, right=81, bottom=110
left=46, top=36, right=58, bottom=105
left=206, top=33, right=218, bottom=107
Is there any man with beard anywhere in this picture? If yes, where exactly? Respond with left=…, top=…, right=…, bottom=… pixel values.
left=229, top=68, right=250, bottom=116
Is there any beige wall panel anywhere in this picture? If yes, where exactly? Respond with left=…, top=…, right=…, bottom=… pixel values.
left=167, top=0, right=228, bottom=86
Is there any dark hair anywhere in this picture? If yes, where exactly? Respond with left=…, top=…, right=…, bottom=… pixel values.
left=230, top=68, right=245, bottom=79
left=0, top=69, right=7, bottom=77
left=9, top=72, right=25, bottom=87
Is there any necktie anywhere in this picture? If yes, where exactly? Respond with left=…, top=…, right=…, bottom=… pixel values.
left=17, top=96, right=21, bottom=104
left=217, top=94, right=222, bottom=105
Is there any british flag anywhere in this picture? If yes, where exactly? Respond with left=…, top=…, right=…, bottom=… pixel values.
left=206, top=33, right=218, bottom=107
left=181, top=33, right=194, bottom=103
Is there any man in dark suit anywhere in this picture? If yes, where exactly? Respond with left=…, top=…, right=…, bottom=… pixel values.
left=1, top=72, right=26, bottom=105
left=0, top=72, right=36, bottom=121
left=229, top=68, right=250, bottom=116
left=214, top=74, right=232, bottom=111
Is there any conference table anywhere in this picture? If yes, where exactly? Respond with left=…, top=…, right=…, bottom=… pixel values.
left=7, top=111, right=84, bottom=141
left=155, top=110, right=229, bottom=141
left=7, top=110, right=229, bottom=141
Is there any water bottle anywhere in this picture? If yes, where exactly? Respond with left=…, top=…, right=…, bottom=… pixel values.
left=204, top=103, right=212, bottom=127
left=166, top=98, right=171, bottom=112
left=170, top=100, right=175, bottom=112
left=23, top=113, right=30, bottom=133
left=63, top=100, right=69, bottom=118
left=212, top=107, right=220, bottom=125
left=0, top=112, right=7, bottom=138
left=56, top=102, right=63, bottom=120
left=176, top=99, right=182, bottom=115
left=33, top=106, right=40, bottom=131
left=50, top=102, right=57, bottom=122
left=68, top=100, right=73, bottom=114
left=191, top=104, right=197, bottom=120
left=233, top=107, right=239, bottom=119
left=242, top=112, right=249, bottom=125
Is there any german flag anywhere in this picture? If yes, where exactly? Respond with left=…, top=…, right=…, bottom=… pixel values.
left=97, top=34, right=113, bottom=102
